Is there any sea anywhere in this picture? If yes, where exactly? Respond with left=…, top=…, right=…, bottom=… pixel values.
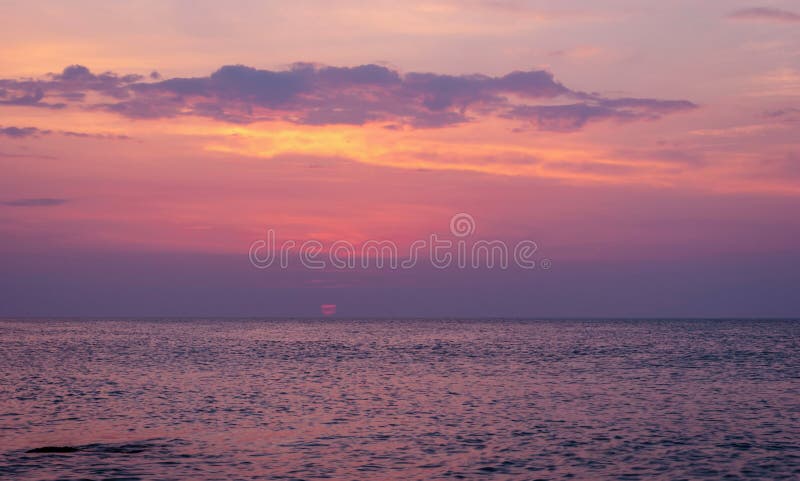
left=1, top=319, right=798, bottom=480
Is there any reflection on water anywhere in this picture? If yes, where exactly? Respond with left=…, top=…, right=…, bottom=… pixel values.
left=1, top=319, right=799, bottom=480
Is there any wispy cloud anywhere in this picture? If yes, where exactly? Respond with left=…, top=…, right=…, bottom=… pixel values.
left=764, top=107, right=800, bottom=120
left=60, top=131, right=131, bottom=140
left=727, top=7, right=800, bottom=23
left=0, top=151, right=56, bottom=160
left=506, top=98, right=696, bottom=132
left=1, top=198, right=69, bottom=207
left=0, top=125, right=130, bottom=140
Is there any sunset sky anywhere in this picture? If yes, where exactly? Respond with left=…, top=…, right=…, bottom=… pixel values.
left=1, top=1, right=799, bottom=317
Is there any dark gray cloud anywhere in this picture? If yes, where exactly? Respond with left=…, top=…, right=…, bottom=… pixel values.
left=0, top=63, right=697, bottom=131
left=728, top=7, right=800, bottom=23
left=1, top=198, right=68, bottom=207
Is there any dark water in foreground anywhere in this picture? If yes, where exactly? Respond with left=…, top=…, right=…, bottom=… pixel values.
left=1, top=319, right=798, bottom=480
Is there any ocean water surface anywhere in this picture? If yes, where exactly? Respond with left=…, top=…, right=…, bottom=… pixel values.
left=1, top=319, right=798, bottom=480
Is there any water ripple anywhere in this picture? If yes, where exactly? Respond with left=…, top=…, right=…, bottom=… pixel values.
left=1, top=319, right=799, bottom=480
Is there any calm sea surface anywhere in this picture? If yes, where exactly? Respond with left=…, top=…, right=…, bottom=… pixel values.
left=1, top=319, right=798, bottom=480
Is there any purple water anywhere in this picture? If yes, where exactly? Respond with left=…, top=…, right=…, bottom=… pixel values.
left=1, top=319, right=799, bottom=480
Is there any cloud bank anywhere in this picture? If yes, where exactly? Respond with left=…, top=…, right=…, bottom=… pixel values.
left=0, top=63, right=697, bottom=131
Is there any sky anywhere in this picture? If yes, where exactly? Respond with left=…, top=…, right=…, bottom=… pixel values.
left=1, top=0, right=799, bottom=317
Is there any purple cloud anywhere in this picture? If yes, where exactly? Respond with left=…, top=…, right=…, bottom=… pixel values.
left=728, top=7, right=800, bottom=23
left=0, top=64, right=142, bottom=110
left=0, top=125, right=130, bottom=140
left=764, top=107, right=800, bottom=120
left=1, top=198, right=68, bottom=207
left=756, top=152, right=800, bottom=179
left=0, top=126, right=48, bottom=138
left=114, top=64, right=523, bottom=124
left=0, top=63, right=697, bottom=131
left=0, top=88, right=65, bottom=109
left=507, top=98, right=697, bottom=132
left=614, top=147, right=706, bottom=166
left=60, top=131, right=131, bottom=140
